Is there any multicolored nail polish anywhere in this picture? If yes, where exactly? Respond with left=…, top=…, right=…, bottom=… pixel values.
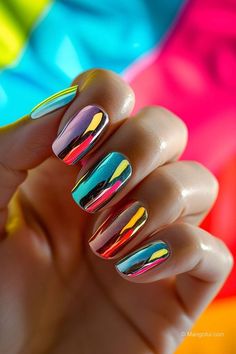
left=72, top=152, right=132, bottom=213
left=116, top=240, right=170, bottom=277
left=89, top=201, right=148, bottom=258
left=52, top=105, right=109, bottom=165
left=30, top=85, right=78, bottom=119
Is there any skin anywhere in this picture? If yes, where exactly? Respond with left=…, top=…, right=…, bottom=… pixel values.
left=0, top=69, right=233, bottom=354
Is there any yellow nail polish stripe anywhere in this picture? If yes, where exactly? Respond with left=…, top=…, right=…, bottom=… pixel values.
left=109, top=159, right=130, bottom=183
left=149, top=248, right=169, bottom=262
left=31, top=85, right=78, bottom=113
left=120, top=207, right=146, bottom=234
left=83, top=112, right=103, bottom=136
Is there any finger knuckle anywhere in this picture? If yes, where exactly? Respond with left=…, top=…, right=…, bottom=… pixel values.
left=186, top=161, right=219, bottom=197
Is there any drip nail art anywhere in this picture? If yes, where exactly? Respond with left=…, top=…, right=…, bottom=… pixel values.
left=30, top=85, right=78, bottom=119
left=89, top=201, right=148, bottom=258
left=72, top=152, right=132, bottom=213
left=52, top=105, right=109, bottom=165
left=115, top=240, right=170, bottom=277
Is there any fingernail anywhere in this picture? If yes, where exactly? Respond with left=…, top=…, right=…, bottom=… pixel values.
left=52, top=105, right=109, bottom=165
left=72, top=152, right=132, bottom=213
left=89, top=201, right=148, bottom=259
left=115, top=240, right=170, bottom=277
left=30, top=85, right=78, bottom=119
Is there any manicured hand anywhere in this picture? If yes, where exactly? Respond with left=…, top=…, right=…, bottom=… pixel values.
left=0, top=69, right=233, bottom=354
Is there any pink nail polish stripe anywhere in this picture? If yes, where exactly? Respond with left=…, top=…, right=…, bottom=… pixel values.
left=128, top=258, right=166, bottom=277
left=86, top=180, right=122, bottom=212
left=63, top=135, right=93, bottom=164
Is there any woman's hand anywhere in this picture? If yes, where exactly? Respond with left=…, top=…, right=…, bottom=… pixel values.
left=0, top=69, right=233, bottom=354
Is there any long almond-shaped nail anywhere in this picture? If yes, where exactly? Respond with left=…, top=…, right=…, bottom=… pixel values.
left=89, top=201, right=148, bottom=258
left=115, top=240, right=170, bottom=277
left=52, top=105, right=109, bottom=165
left=30, top=85, right=78, bottom=119
left=72, top=152, right=132, bottom=213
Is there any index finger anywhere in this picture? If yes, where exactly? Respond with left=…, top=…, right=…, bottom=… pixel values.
left=0, top=69, right=135, bottom=233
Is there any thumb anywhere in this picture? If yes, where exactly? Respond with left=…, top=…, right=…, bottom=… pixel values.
left=0, top=69, right=135, bottom=234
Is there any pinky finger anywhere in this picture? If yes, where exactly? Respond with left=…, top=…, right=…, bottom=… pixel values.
left=115, top=223, right=233, bottom=317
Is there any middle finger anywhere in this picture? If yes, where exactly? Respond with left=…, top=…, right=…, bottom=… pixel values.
left=71, top=106, right=187, bottom=213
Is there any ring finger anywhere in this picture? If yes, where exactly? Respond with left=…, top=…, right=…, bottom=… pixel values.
left=88, top=160, right=218, bottom=259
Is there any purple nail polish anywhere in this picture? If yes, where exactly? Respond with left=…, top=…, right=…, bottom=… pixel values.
left=52, top=105, right=109, bottom=165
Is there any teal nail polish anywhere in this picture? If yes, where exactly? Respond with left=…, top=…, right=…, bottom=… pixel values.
left=72, top=152, right=132, bottom=213
left=30, top=85, right=78, bottom=119
left=116, top=240, right=170, bottom=277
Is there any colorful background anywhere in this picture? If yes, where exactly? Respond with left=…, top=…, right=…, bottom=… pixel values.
left=0, top=0, right=235, bottom=352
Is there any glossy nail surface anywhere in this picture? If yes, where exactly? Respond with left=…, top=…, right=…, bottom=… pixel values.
left=89, top=201, right=148, bottom=258
left=116, top=240, right=170, bottom=277
left=72, top=152, right=132, bottom=213
left=52, top=105, right=109, bottom=165
left=30, top=85, right=78, bottom=119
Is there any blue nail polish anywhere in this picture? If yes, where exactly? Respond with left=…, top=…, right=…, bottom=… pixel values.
left=30, top=85, right=78, bottom=119
left=116, top=240, right=170, bottom=277
left=72, top=152, right=132, bottom=213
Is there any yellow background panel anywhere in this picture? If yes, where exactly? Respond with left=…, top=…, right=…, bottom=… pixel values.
left=0, top=0, right=50, bottom=67
left=176, top=297, right=236, bottom=354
